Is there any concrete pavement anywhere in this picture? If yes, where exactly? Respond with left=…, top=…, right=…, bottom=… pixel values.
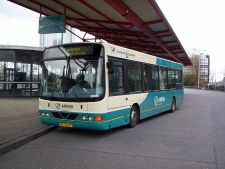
left=0, top=98, right=56, bottom=155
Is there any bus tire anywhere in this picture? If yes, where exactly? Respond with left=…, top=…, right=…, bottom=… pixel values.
left=128, top=106, right=138, bottom=128
left=170, top=98, right=176, bottom=113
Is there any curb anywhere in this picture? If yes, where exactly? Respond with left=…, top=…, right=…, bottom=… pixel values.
left=0, top=126, right=58, bottom=156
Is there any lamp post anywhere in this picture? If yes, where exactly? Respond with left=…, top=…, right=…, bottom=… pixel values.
left=197, top=54, right=200, bottom=89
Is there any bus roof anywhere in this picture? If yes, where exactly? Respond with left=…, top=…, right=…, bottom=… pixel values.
left=45, top=41, right=183, bottom=69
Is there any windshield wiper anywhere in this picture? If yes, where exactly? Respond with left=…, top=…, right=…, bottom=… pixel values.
left=56, top=47, right=82, bottom=102
left=70, top=87, right=81, bottom=102
left=50, top=84, right=58, bottom=101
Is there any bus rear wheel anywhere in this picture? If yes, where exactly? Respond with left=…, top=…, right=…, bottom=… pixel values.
left=170, top=98, right=176, bottom=113
left=128, top=106, right=138, bottom=128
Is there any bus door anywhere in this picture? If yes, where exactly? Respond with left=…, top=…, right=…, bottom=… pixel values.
left=107, top=59, right=128, bottom=118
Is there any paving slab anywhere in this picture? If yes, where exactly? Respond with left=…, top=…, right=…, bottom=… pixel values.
left=0, top=98, right=56, bottom=155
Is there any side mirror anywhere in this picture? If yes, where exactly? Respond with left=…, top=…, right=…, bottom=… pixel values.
left=107, top=61, right=114, bottom=74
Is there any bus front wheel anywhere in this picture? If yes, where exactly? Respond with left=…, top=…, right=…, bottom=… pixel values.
left=170, top=98, right=176, bottom=113
left=128, top=106, right=138, bottom=128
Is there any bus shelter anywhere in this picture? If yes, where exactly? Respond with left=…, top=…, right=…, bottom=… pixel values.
left=0, top=46, right=44, bottom=97
left=9, top=0, right=192, bottom=66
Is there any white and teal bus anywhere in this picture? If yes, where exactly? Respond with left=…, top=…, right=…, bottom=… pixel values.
left=39, top=42, right=183, bottom=130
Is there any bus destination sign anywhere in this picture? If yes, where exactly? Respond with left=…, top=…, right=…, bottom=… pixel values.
left=65, top=46, right=93, bottom=56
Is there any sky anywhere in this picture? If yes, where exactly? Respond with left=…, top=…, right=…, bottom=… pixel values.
left=0, top=0, right=225, bottom=80
left=156, top=0, right=225, bottom=80
left=0, top=0, right=39, bottom=46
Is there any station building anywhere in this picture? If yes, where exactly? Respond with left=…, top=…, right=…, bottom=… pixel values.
left=0, top=45, right=44, bottom=97
left=0, top=27, right=75, bottom=97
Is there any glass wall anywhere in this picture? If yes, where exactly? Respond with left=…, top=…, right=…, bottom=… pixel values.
left=0, top=48, right=43, bottom=97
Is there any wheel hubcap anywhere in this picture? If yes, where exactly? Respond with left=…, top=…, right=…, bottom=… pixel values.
left=131, top=110, right=137, bottom=123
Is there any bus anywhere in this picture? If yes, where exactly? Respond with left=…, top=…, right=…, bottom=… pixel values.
left=39, top=42, right=183, bottom=130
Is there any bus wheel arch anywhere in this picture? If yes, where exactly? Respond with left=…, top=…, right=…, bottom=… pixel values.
left=170, top=97, right=176, bottom=113
left=128, top=103, right=140, bottom=128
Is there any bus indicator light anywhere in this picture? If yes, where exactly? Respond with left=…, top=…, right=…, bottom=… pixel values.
left=95, top=116, right=103, bottom=121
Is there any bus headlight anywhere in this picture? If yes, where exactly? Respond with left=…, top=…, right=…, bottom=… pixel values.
left=82, top=115, right=87, bottom=120
left=88, top=116, right=93, bottom=121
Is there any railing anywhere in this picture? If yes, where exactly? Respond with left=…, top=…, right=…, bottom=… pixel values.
left=0, top=82, right=41, bottom=97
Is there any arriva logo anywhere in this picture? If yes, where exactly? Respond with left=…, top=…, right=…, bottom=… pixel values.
left=154, top=96, right=165, bottom=106
left=55, top=103, right=60, bottom=109
left=55, top=103, right=74, bottom=109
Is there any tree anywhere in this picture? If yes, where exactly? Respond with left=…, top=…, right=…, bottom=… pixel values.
left=184, top=53, right=200, bottom=87
left=184, top=74, right=197, bottom=86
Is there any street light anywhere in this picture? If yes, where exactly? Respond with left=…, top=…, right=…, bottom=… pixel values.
left=197, top=54, right=200, bottom=89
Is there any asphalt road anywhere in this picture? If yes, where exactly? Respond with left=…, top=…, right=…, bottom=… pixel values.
left=0, top=88, right=225, bottom=169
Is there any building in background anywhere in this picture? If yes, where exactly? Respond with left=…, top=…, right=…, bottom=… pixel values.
left=184, top=52, right=210, bottom=88
left=200, top=54, right=210, bottom=83
left=0, top=45, right=43, bottom=97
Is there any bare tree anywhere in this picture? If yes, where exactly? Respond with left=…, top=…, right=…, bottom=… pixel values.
left=184, top=50, right=201, bottom=87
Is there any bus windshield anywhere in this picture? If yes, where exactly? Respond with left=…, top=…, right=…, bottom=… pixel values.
left=40, top=44, right=105, bottom=102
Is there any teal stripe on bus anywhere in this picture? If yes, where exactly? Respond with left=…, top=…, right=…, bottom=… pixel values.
left=156, top=58, right=183, bottom=69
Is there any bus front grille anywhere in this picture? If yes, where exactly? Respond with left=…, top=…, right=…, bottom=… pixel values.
left=52, top=112, right=78, bottom=120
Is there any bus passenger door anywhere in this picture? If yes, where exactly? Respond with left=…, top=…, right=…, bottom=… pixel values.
left=107, top=59, right=128, bottom=124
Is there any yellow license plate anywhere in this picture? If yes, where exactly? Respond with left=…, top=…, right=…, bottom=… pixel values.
left=59, top=123, right=73, bottom=128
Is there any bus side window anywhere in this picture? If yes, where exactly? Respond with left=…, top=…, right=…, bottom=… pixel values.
left=175, top=69, right=183, bottom=89
left=143, top=64, right=151, bottom=91
left=128, top=61, right=141, bottom=92
left=168, top=68, right=176, bottom=89
left=108, top=60, right=124, bottom=95
left=159, top=67, right=168, bottom=90
left=151, top=65, right=159, bottom=90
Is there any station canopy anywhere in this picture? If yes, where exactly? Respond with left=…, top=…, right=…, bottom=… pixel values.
left=9, top=0, right=192, bottom=66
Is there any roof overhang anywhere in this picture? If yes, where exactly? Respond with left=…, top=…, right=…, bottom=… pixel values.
left=0, top=45, right=44, bottom=64
left=8, top=0, right=192, bottom=66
